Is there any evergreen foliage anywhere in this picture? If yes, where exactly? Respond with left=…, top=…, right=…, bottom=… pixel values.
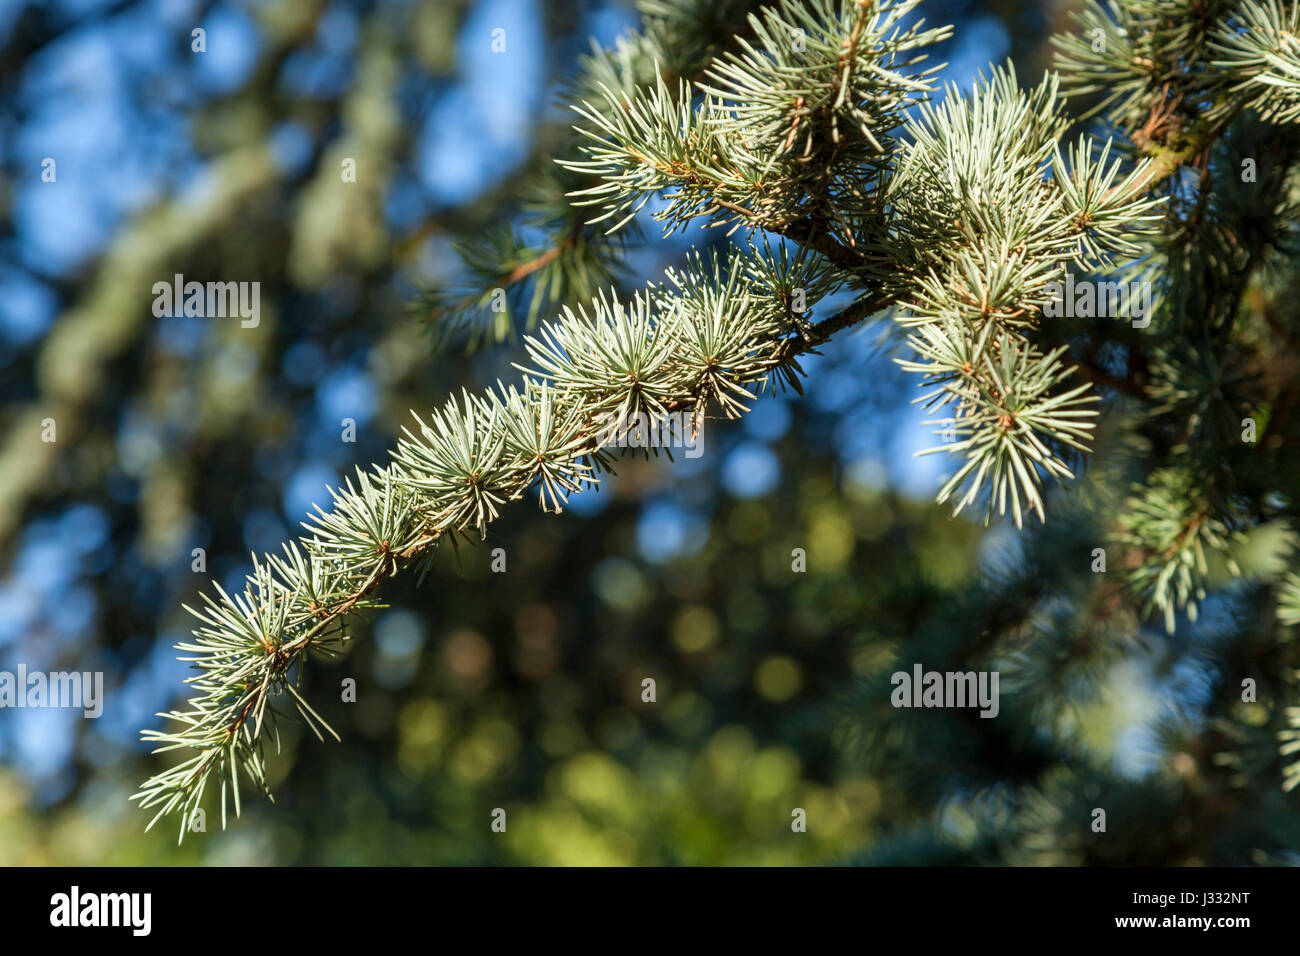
left=137, top=0, right=1300, bottom=853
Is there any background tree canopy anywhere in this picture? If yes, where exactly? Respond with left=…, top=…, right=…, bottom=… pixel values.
left=1, top=0, right=1298, bottom=866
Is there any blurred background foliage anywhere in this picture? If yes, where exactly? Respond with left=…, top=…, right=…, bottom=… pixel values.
left=1, top=0, right=1291, bottom=866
